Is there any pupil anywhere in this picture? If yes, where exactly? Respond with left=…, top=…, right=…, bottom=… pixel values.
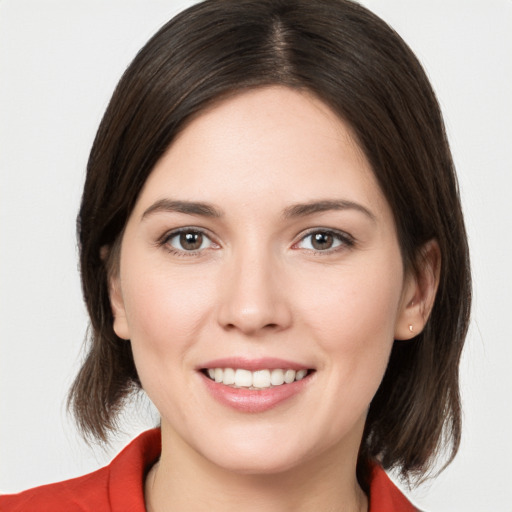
left=180, top=232, right=202, bottom=250
left=312, top=232, right=333, bottom=250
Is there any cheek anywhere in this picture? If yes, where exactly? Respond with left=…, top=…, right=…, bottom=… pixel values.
left=303, top=265, right=401, bottom=339
left=294, top=264, right=402, bottom=438
left=118, top=259, right=220, bottom=407
left=119, top=261, right=218, bottom=409
left=122, top=264, right=216, bottom=346
left=297, top=256, right=403, bottom=386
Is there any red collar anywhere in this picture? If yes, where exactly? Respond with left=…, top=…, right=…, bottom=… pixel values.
left=368, top=464, right=418, bottom=511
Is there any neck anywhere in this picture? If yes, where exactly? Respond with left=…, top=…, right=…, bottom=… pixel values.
left=145, top=425, right=368, bottom=512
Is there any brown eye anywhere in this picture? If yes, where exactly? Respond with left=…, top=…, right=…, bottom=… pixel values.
left=296, top=230, right=353, bottom=253
left=166, top=229, right=214, bottom=253
left=180, top=232, right=203, bottom=250
left=311, top=232, right=334, bottom=250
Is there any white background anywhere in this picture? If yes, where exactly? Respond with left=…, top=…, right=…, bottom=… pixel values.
left=0, top=1, right=511, bottom=510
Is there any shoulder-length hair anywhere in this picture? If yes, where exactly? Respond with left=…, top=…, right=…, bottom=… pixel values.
left=70, top=0, right=471, bottom=491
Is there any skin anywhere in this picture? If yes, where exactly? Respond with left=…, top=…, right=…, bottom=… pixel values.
left=109, top=86, right=439, bottom=512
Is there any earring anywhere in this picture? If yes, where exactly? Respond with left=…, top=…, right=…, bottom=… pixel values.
left=408, top=324, right=414, bottom=333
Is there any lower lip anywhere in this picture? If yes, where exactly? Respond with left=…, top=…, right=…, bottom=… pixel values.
left=201, top=373, right=312, bottom=413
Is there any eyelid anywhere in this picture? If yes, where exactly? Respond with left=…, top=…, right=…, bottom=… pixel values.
left=158, top=226, right=220, bottom=255
left=292, top=227, right=355, bottom=252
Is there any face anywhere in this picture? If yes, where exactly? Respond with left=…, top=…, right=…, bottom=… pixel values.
left=110, top=86, right=415, bottom=475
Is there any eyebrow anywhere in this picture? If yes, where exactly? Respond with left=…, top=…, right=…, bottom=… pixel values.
left=142, top=199, right=223, bottom=220
left=282, top=199, right=376, bottom=221
left=141, top=198, right=376, bottom=222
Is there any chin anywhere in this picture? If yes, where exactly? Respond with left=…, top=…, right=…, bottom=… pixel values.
left=196, top=430, right=322, bottom=476
left=210, top=449, right=308, bottom=476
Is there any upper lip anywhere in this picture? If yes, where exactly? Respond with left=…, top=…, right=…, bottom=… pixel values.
left=198, top=357, right=312, bottom=372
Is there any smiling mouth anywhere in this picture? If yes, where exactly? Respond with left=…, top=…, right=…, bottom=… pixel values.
left=202, top=368, right=314, bottom=390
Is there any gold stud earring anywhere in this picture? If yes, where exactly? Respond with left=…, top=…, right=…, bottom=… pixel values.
left=408, top=324, right=414, bottom=333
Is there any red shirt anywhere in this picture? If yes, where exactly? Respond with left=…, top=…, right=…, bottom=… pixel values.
left=0, top=429, right=417, bottom=511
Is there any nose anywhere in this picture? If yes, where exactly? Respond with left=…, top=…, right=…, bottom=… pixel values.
left=216, top=246, right=293, bottom=337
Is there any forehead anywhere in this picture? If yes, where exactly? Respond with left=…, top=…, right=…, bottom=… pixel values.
left=133, top=86, right=389, bottom=220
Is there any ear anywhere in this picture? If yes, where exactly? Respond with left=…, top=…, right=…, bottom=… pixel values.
left=109, top=273, right=131, bottom=340
left=394, top=239, right=441, bottom=340
left=101, top=243, right=130, bottom=340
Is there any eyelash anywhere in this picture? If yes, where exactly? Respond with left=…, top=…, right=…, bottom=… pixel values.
left=293, top=228, right=355, bottom=254
left=157, top=227, right=355, bottom=257
left=158, top=227, right=218, bottom=257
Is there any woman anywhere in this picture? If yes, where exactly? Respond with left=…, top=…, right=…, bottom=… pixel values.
left=0, top=0, right=471, bottom=510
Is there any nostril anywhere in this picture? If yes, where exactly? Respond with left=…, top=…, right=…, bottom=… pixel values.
left=222, top=321, right=278, bottom=333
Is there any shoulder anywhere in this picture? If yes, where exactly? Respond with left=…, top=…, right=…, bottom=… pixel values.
left=0, top=466, right=111, bottom=512
left=369, top=465, right=421, bottom=512
left=0, top=429, right=161, bottom=512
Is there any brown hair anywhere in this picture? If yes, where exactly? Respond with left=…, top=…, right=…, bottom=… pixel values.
left=70, top=0, right=471, bottom=490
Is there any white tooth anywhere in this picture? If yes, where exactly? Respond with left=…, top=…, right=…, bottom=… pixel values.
left=214, top=368, right=223, bottom=383
left=284, top=369, right=296, bottom=384
left=252, top=370, right=271, bottom=388
left=223, top=368, right=235, bottom=385
left=234, top=369, right=253, bottom=387
left=270, top=369, right=285, bottom=386
left=295, top=369, right=307, bottom=381
left=207, top=369, right=215, bottom=379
